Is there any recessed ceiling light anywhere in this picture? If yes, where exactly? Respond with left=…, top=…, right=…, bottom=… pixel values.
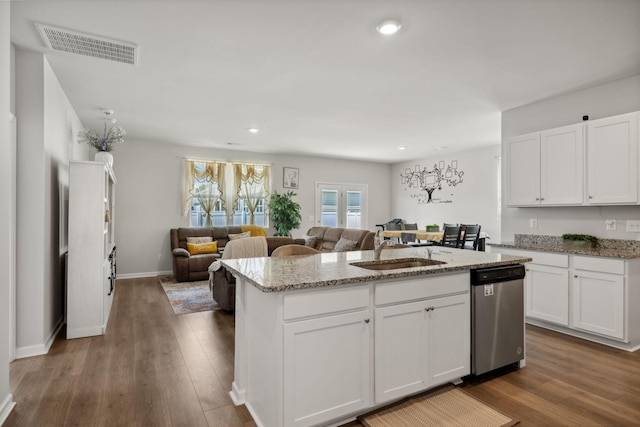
left=248, top=128, right=260, bottom=134
left=398, top=146, right=407, bottom=150
left=376, top=19, right=402, bottom=35
left=434, top=146, right=449, bottom=151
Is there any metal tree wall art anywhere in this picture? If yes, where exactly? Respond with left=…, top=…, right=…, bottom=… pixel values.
left=400, top=160, right=464, bottom=204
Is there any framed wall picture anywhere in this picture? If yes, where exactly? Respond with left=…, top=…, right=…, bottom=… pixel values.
left=283, top=167, right=299, bottom=189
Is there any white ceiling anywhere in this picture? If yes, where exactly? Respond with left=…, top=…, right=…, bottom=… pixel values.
left=10, top=0, right=640, bottom=163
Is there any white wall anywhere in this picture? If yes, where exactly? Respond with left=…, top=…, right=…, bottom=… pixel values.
left=113, top=139, right=391, bottom=277
left=501, top=74, right=640, bottom=242
left=0, top=2, right=16, bottom=422
left=14, top=50, right=86, bottom=358
left=391, top=145, right=501, bottom=242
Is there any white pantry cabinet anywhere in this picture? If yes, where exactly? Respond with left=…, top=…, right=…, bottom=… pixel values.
left=506, top=123, right=584, bottom=206
left=67, top=161, right=116, bottom=339
left=505, top=111, right=639, bottom=207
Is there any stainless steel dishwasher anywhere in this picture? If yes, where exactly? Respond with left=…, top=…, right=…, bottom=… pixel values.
left=470, top=264, right=526, bottom=375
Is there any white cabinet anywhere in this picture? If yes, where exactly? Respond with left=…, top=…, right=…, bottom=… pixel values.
left=586, top=112, right=639, bottom=204
left=571, top=257, right=625, bottom=340
left=525, top=263, right=569, bottom=326
left=283, top=310, right=371, bottom=427
left=490, top=247, right=640, bottom=350
left=506, top=132, right=541, bottom=206
left=67, top=161, right=116, bottom=339
left=506, top=124, right=583, bottom=206
left=373, top=274, right=469, bottom=404
left=505, top=111, right=639, bottom=207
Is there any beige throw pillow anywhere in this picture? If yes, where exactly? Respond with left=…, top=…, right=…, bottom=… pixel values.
left=186, top=236, right=213, bottom=244
left=332, top=237, right=357, bottom=252
left=229, top=231, right=251, bottom=240
left=303, top=235, right=318, bottom=248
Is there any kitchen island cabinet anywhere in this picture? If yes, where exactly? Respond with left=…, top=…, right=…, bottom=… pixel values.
left=222, top=248, right=529, bottom=427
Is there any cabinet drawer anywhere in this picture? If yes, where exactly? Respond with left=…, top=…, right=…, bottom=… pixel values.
left=494, top=248, right=568, bottom=268
left=284, top=285, right=370, bottom=321
left=375, top=273, right=468, bottom=306
left=573, top=256, right=625, bottom=275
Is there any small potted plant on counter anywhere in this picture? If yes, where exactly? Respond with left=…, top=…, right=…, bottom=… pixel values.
left=425, top=224, right=440, bottom=232
left=561, top=233, right=598, bottom=249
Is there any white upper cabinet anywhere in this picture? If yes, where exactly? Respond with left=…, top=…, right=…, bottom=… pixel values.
left=540, top=124, right=584, bottom=205
left=506, top=124, right=583, bottom=206
left=586, top=112, right=639, bottom=205
left=506, top=111, right=639, bottom=207
left=506, top=132, right=541, bottom=206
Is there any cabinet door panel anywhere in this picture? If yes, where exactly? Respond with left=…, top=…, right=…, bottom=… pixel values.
left=374, top=301, right=427, bottom=404
left=587, top=112, right=638, bottom=204
left=540, top=125, right=584, bottom=205
left=572, top=271, right=625, bottom=340
left=506, top=133, right=541, bottom=206
left=525, top=264, right=569, bottom=326
left=426, top=294, right=470, bottom=386
left=284, top=310, right=370, bottom=427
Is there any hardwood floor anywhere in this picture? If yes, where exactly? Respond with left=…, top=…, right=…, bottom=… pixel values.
left=6, top=275, right=640, bottom=426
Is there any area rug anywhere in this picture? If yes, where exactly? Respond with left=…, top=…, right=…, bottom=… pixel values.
left=158, top=276, right=220, bottom=315
left=358, top=385, right=518, bottom=427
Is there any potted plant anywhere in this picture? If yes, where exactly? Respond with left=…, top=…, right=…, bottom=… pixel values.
left=561, top=233, right=598, bottom=249
left=425, top=224, right=439, bottom=232
left=268, top=190, right=302, bottom=237
left=78, top=115, right=126, bottom=166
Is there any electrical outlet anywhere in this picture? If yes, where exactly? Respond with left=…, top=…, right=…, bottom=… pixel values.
left=605, top=219, right=616, bottom=231
left=627, top=220, right=640, bottom=232
left=529, top=218, right=538, bottom=229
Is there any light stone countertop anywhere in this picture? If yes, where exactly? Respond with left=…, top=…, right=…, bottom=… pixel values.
left=489, top=242, right=640, bottom=259
left=220, top=247, right=531, bottom=292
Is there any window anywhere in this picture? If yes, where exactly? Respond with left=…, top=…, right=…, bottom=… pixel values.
left=316, top=183, right=367, bottom=229
left=183, top=160, right=271, bottom=226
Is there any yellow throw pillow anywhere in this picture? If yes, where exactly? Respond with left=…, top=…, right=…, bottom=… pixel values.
left=229, top=231, right=251, bottom=240
left=240, top=225, right=267, bottom=237
left=187, top=241, right=218, bottom=255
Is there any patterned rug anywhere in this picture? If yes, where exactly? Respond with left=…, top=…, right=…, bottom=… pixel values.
left=359, top=385, right=518, bottom=427
left=158, top=276, right=220, bottom=315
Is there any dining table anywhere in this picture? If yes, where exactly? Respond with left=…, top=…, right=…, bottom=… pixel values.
left=380, top=230, right=444, bottom=243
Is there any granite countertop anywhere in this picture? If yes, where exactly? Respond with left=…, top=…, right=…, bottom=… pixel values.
left=220, top=247, right=531, bottom=293
left=489, top=241, right=640, bottom=259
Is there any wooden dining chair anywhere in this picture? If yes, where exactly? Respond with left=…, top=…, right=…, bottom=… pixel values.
left=459, top=224, right=481, bottom=250
left=440, top=226, right=461, bottom=248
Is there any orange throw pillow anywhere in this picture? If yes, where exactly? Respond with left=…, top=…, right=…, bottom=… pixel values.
left=187, top=241, right=218, bottom=255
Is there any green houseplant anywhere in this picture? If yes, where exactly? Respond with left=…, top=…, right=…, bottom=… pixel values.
left=268, top=191, right=302, bottom=237
left=561, top=233, right=598, bottom=249
left=425, top=224, right=439, bottom=232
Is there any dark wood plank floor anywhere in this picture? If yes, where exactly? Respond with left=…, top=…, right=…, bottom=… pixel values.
left=6, top=276, right=640, bottom=426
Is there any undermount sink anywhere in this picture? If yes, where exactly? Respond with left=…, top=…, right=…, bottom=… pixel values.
left=350, top=257, right=446, bottom=270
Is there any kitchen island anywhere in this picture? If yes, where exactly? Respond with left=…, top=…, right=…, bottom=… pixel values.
left=221, top=246, right=530, bottom=427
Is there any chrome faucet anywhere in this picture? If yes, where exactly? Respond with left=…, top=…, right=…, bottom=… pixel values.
left=374, top=230, right=392, bottom=260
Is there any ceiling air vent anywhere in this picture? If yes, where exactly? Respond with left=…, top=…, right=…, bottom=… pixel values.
left=35, top=23, right=138, bottom=65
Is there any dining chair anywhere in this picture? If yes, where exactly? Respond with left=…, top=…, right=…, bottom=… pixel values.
left=271, top=244, right=320, bottom=257
left=459, top=224, right=481, bottom=250
left=443, top=222, right=458, bottom=230
left=402, top=223, right=418, bottom=230
left=440, top=226, right=461, bottom=248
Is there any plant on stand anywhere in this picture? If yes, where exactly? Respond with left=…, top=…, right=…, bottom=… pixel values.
left=268, top=190, right=302, bottom=237
left=78, top=112, right=126, bottom=166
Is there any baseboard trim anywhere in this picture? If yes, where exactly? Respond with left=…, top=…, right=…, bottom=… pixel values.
left=0, top=393, right=16, bottom=425
left=116, top=270, right=173, bottom=280
left=15, top=316, right=64, bottom=359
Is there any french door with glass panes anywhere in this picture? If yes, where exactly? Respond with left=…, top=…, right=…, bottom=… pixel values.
left=315, top=183, right=367, bottom=229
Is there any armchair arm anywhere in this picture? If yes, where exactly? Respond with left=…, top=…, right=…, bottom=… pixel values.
left=172, top=248, right=190, bottom=257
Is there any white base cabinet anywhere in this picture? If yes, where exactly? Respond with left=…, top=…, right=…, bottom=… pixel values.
left=234, top=272, right=470, bottom=427
left=490, top=247, right=640, bottom=351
